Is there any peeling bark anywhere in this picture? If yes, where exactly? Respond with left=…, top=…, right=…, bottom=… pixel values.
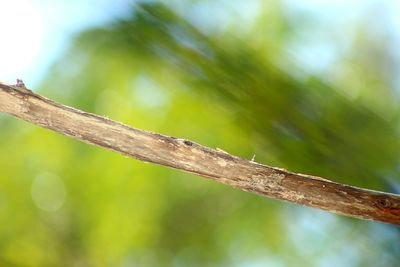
left=1, top=82, right=399, bottom=225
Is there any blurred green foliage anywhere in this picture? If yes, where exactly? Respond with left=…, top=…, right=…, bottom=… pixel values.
left=1, top=1, right=400, bottom=266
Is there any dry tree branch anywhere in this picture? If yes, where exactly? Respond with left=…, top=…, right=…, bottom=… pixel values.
left=0, top=82, right=399, bottom=225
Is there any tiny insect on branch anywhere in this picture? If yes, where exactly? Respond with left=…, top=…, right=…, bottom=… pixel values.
left=0, top=81, right=399, bottom=225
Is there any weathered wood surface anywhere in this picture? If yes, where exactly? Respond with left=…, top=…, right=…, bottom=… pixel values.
left=1, top=82, right=399, bottom=225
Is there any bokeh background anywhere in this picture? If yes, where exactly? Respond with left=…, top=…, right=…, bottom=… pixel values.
left=1, top=1, right=400, bottom=266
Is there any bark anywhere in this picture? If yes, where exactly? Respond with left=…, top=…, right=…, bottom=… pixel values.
left=0, top=82, right=399, bottom=225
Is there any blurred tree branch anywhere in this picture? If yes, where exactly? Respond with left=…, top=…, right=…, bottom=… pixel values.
left=1, top=82, right=399, bottom=225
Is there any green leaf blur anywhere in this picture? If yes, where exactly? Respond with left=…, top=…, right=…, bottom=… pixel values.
left=0, top=1, right=399, bottom=266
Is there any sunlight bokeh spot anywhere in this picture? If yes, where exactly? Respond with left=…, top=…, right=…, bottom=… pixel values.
left=31, top=172, right=67, bottom=212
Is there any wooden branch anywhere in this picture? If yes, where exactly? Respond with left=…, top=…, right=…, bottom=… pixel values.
left=1, top=82, right=399, bottom=225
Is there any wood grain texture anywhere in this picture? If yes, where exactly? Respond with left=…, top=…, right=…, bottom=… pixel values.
left=1, top=82, right=399, bottom=225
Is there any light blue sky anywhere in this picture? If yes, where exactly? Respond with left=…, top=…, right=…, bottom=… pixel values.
left=0, top=0, right=132, bottom=87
